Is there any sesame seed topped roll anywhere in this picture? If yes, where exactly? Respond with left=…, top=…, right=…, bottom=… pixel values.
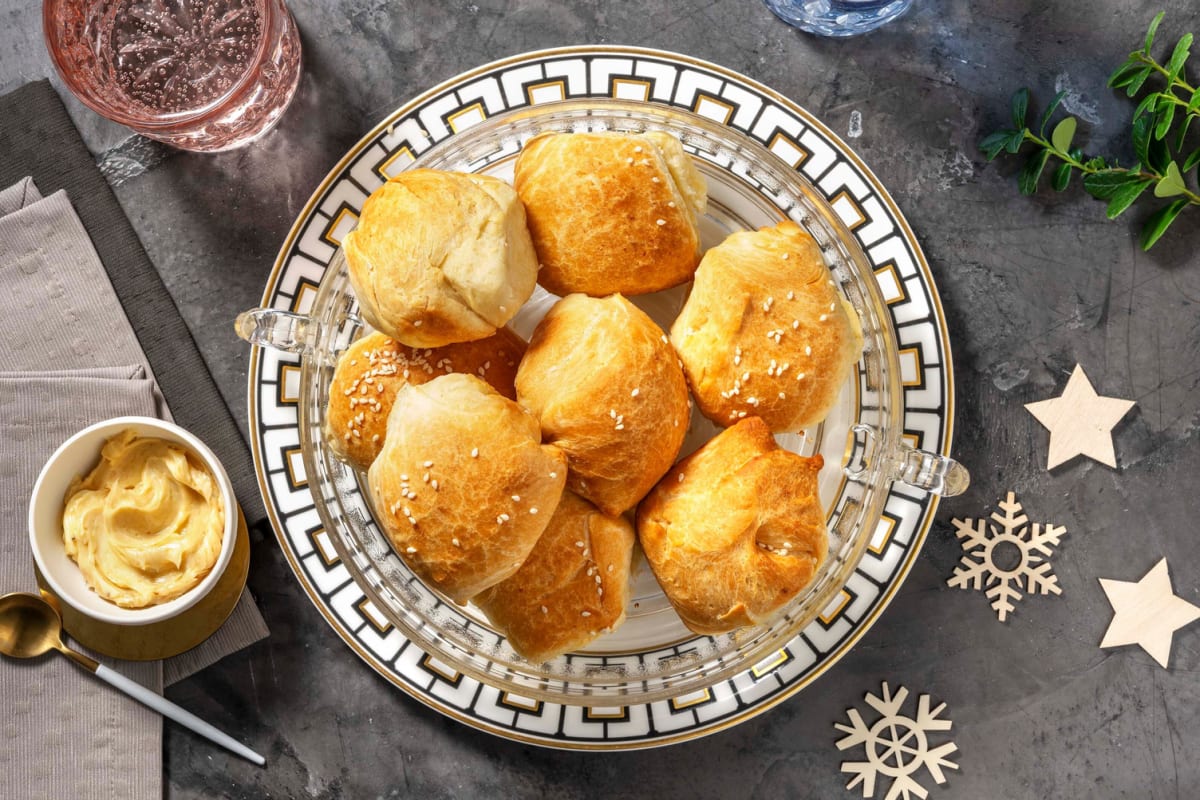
left=368, top=373, right=567, bottom=605
left=514, top=131, right=707, bottom=297
left=325, top=328, right=526, bottom=472
left=475, top=491, right=635, bottom=663
left=516, top=293, right=690, bottom=516
left=670, top=220, right=864, bottom=432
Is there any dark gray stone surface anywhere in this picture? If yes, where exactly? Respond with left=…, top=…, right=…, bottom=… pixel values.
left=5, top=0, right=1200, bottom=797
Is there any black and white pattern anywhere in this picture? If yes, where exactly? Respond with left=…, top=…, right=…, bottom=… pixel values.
left=248, top=47, right=954, bottom=749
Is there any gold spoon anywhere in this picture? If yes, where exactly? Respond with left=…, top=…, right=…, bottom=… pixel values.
left=0, top=591, right=264, bottom=765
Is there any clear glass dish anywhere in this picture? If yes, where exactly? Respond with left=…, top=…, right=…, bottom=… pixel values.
left=238, top=99, right=966, bottom=705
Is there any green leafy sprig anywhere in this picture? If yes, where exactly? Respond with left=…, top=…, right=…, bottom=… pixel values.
left=980, top=12, right=1199, bottom=249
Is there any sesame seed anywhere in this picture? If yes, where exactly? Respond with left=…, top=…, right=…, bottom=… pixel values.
left=432, top=480, right=439, bottom=491
left=541, top=606, right=548, bottom=614
left=423, top=460, right=433, bottom=468
left=778, top=392, right=786, bottom=400
left=452, top=537, right=461, bottom=547
left=787, top=291, right=795, bottom=300
left=737, top=411, right=747, bottom=418
left=413, top=320, right=422, bottom=327
left=656, top=219, right=666, bottom=226
left=575, top=541, right=585, bottom=548
left=352, top=430, right=360, bottom=438
left=550, top=472, right=558, bottom=479
left=797, top=372, right=807, bottom=380
left=631, top=388, right=640, bottom=397
left=607, top=564, right=614, bottom=572
left=497, top=516, right=506, bottom=525
left=423, top=473, right=430, bottom=483
left=372, top=434, right=380, bottom=443
left=615, top=423, right=625, bottom=430
left=742, top=371, right=750, bottom=382
left=782, top=253, right=790, bottom=260
left=805, top=346, right=813, bottom=356
left=830, top=301, right=837, bottom=311
left=581, top=611, right=591, bottom=617
left=343, top=433, right=351, bottom=441
left=609, top=409, right=617, bottom=419
left=402, top=506, right=410, bottom=517
left=400, top=474, right=408, bottom=482
left=651, top=176, right=660, bottom=183
left=530, top=507, right=538, bottom=515
left=819, top=314, right=828, bottom=322
left=406, top=546, right=417, bottom=553
left=677, top=473, right=685, bottom=482
left=667, top=201, right=676, bottom=208
left=626, top=157, right=634, bottom=164
left=747, top=397, right=759, bottom=406
left=511, top=495, right=521, bottom=502
left=792, top=320, right=800, bottom=330
left=471, top=448, right=479, bottom=458
left=594, top=575, right=602, bottom=584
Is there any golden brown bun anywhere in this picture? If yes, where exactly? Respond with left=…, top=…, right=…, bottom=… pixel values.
left=516, top=294, right=690, bottom=516
left=343, top=169, right=538, bottom=347
left=367, top=373, right=567, bottom=604
left=636, top=416, right=827, bottom=635
left=324, top=329, right=526, bottom=472
left=474, top=491, right=634, bottom=662
left=671, top=221, right=864, bottom=431
left=513, top=132, right=707, bottom=296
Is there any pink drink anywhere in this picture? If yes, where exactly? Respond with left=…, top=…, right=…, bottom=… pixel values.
left=45, top=0, right=302, bottom=151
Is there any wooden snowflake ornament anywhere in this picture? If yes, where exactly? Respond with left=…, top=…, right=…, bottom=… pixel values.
left=1024, top=364, right=1135, bottom=470
left=835, top=683, right=959, bottom=800
left=946, top=492, right=1066, bottom=621
left=1099, top=558, right=1200, bottom=668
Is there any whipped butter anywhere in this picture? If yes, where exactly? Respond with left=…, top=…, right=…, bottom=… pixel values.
left=62, top=430, right=225, bottom=608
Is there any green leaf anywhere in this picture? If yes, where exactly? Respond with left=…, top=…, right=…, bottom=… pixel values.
left=1084, top=156, right=1108, bottom=170
left=1133, top=92, right=1159, bottom=120
left=1005, top=128, right=1027, bottom=154
left=1011, top=88, right=1030, bottom=129
left=1145, top=11, right=1166, bottom=52
left=1184, top=148, right=1200, bottom=173
left=1154, top=161, right=1187, bottom=197
left=1189, top=88, right=1200, bottom=113
left=1052, top=162, right=1073, bottom=191
left=1140, top=198, right=1189, bottom=249
left=1133, top=112, right=1153, bottom=166
left=1127, top=66, right=1154, bottom=96
left=1018, top=149, right=1051, bottom=194
left=979, top=131, right=1012, bottom=160
left=1083, top=170, right=1149, bottom=200
left=1176, top=113, right=1194, bottom=151
left=1148, top=134, right=1171, bottom=172
left=1051, top=117, right=1077, bottom=152
left=1107, top=61, right=1143, bottom=89
left=1106, top=179, right=1154, bottom=218
left=1037, top=90, right=1069, bottom=135
left=1166, top=33, right=1193, bottom=85
left=1155, top=101, right=1177, bottom=140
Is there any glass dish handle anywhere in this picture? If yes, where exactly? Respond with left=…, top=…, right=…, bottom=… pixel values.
left=235, top=308, right=318, bottom=355
left=844, top=423, right=970, bottom=497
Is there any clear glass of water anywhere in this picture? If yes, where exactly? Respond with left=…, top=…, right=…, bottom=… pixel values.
left=43, top=0, right=302, bottom=151
left=763, top=0, right=913, bottom=37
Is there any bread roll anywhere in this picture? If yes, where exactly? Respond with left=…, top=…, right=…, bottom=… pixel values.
left=636, top=416, right=827, bottom=635
left=516, top=293, right=690, bottom=516
left=367, top=373, right=567, bottom=604
left=475, top=491, right=634, bottom=662
left=325, top=329, right=525, bottom=471
left=343, top=169, right=538, bottom=347
left=513, top=131, right=707, bottom=296
left=671, top=220, right=863, bottom=431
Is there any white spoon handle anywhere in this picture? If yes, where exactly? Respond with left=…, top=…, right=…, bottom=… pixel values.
left=94, top=664, right=265, bottom=765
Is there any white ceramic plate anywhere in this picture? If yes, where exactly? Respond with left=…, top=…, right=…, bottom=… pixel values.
left=247, top=46, right=955, bottom=749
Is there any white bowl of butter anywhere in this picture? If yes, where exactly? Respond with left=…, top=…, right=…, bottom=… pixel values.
left=29, top=416, right=238, bottom=626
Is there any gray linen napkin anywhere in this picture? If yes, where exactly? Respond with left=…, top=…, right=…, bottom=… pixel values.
left=0, top=179, right=269, bottom=799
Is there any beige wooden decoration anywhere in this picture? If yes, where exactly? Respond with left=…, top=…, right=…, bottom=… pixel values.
left=1025, top=364, right=1135, bottom=470
left=1099, top=558, right=1200, bottom=668
left=947, top=491, right=1066, bottom=621
left=835, top=682, right=959, bottom=800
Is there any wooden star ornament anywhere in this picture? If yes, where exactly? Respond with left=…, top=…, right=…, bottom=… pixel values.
left=1025, top=364, right=1135, bottom=470
left=1099, top=558, right=1200, bottom=668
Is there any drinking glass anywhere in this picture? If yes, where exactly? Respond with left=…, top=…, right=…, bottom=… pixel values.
left=43, top=0, right=302, bottom=152
left=763, top=0, right=913, bottom=37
